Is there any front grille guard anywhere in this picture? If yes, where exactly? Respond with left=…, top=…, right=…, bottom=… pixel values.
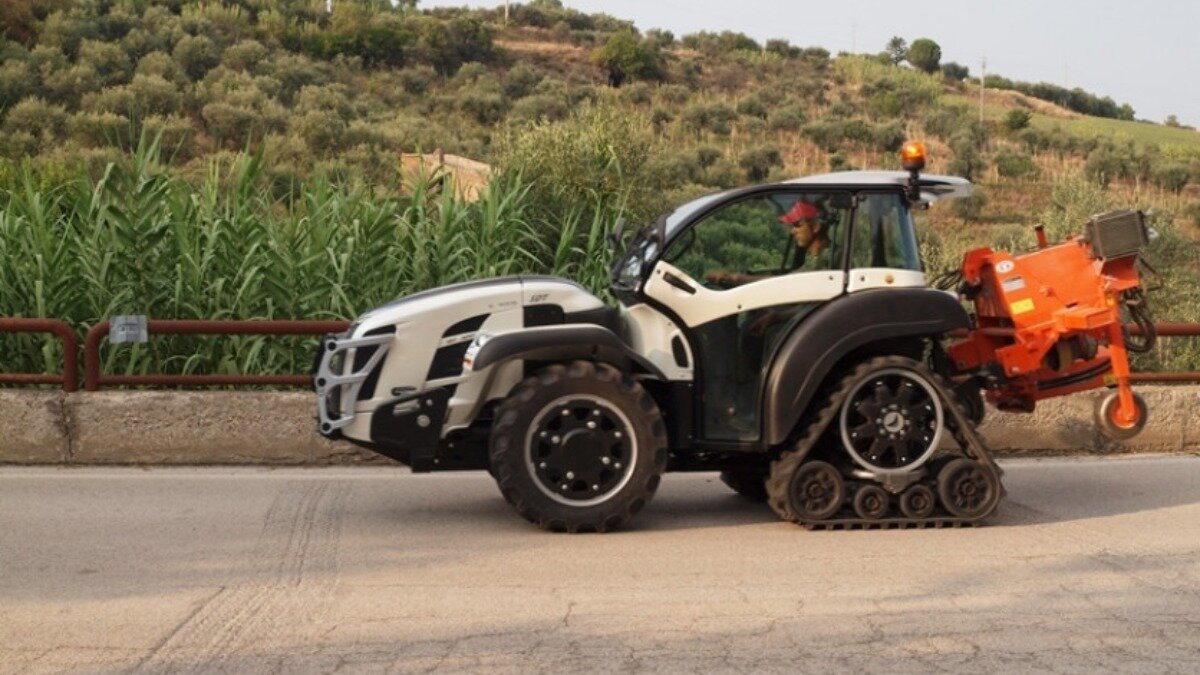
left=315, top=332, right=394, bottom=434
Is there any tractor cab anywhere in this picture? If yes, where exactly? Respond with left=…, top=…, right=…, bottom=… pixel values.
left=610, top=166, right=971, bottom=445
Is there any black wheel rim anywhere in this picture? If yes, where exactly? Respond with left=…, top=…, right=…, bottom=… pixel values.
left=525, top=395, right=636, bottom=506
left=854, top=486, right=888, bottom=519
left=840, top=368, right=944, bottom=473
left=790, top=462, right=843, bottom=520
left=900, top=485, right=934, bottom=519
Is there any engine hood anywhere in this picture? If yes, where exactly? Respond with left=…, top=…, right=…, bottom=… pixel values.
left=352, top=275, right=602, bottom=336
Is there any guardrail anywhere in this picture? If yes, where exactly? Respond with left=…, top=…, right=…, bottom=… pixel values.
left=83, top=319, right=350, bottom=392
left=0, top=318, right=79, bottom=392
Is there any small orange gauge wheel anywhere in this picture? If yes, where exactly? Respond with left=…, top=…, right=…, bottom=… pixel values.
left=1094, top=391, right=1148, bottom=441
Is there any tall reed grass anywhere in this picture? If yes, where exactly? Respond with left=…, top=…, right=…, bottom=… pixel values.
left=0, top=139, right=620, bottom=379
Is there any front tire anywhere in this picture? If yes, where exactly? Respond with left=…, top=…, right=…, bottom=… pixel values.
left=489, top=361, right=668, bottom=532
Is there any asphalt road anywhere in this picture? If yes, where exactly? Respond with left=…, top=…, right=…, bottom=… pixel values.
left=2, top=456, right=1199, bottom=674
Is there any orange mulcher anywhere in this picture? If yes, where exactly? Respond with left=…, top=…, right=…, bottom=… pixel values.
left=946, top=210, right=1155, bottom=440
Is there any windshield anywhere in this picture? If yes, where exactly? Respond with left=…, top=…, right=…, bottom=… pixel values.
left=609, top=189, right=733, bottom=293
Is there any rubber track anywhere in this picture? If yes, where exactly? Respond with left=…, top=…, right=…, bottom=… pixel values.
left=766, top=356, right=1005, bottom=529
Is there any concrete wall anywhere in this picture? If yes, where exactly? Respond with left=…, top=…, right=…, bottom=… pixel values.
left=1, top=386, right=1197, bottom=464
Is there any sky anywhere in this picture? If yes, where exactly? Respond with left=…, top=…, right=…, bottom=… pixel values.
left=421, top=0, right=1200, bottom=128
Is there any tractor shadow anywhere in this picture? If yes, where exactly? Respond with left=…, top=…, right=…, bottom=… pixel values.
left=353, top=457, right=1200, bottom=536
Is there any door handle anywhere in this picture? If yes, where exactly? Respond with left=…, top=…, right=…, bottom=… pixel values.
left=663, top=271, right=697, bottom=295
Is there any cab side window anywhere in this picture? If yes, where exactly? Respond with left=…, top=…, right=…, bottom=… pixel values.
left=665, top=192, right=850, bottom=289
left=848, top=193, right=922, bottom=271
left=666, top=197, right=784, bottom=287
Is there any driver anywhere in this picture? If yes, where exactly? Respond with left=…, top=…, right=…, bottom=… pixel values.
left=705, top=199, right=831, bottom=288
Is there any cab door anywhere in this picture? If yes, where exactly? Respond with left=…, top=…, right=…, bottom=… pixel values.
left=845, top=192, right=927, bottom=292
left=643, top=190, right=852, bottom=442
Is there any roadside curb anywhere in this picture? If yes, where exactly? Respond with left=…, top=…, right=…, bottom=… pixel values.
left=0, top=387, right=1195, bottom=464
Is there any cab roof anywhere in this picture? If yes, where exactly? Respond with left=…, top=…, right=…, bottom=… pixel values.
left=782, top=170, right=972, bottom=203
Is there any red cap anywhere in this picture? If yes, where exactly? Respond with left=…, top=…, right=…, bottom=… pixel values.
left=780, top=200, right=819, bottom=223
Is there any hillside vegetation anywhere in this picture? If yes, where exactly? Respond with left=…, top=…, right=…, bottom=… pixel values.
left=2, top=0, right=1199, bottom=376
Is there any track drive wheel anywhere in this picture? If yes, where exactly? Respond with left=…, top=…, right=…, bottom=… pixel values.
left=936, top=458, right=1000, bottom=519
left=837, top=356, right=947, bottom=476
left=719, top=468, right=769, bottom=501
left=1094, top=391, right=1148, bottom=441
left=489, top=361, right=668, bottom=533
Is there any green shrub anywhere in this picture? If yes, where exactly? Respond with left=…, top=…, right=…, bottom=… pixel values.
left=591, top=30, right=663, bottom=87
left=0, top=60, right=38, bottom=110
left=1151, top=161, right=1191, bottom=194
left=68, top=111, right=132, bottom=148
left=658, top=84, right=689, bottom=104
left=994, top=148, right=1037, bottom=178
left=620, top=82, right=652, bottom=105
left=127, top=73, right=183, bottom=116
left=135, top=51, right=187, bottom=84
left=871, top=121, right=905, bottom=152
left=40, top=63, right=102, bottom=108
left=3, top=97, right=68, bottom=146
left=736, top=94, right=768, bottom=119
left=503, top=64, right=543, bottom=99
left=739, top=144, right=782, bottom=182
left=510, top=94, right=568, bottom=122
left=295, top=83, right=354, bottom=120
left=768, top=104, right=806, bottom=132
left=293, top=109, right=347, bottom=154
left=78, top=39, right=133, bottom=86
left=1004, top=108, right=1032, bottom=132
left=173, top=34, right=220, bottom=80
left=222, top=39, right=270, bottom=73
left=952, top=186, right=987, bottom=223
left=1084, top=145, right=1128, bottom=188
left=497, top=104, right=658, bottom=221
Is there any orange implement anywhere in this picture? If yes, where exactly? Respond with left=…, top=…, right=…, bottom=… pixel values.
left=947, top=212, right=1150, bottom=439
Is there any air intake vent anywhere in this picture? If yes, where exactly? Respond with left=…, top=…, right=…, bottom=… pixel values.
left=443, top=314, right=488, bottom=337
left=427, top=342, right=472, bottom=380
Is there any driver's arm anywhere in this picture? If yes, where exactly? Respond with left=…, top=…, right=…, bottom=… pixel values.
left=705, top=270, right=767, bottom=287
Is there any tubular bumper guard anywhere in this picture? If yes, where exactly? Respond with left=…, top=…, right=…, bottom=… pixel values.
left=315, top=330, right=394, bottom=435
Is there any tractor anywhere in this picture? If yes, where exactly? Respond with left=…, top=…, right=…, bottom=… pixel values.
left=315, top=142, right=1151, bottom=531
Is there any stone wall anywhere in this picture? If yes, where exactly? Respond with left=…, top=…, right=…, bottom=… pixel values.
left=2, top=387, right=1197, bottom=464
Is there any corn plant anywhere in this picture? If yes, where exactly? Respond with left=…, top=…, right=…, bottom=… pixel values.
left=0, top=143, right=622, bottom=381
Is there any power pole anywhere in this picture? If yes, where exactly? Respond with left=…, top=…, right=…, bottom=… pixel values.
left=979, top=57, right=987, bottom=125
left=504, top=0, right=509, bottom=27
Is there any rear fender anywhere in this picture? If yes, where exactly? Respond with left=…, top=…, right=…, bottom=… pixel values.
left=763, top=288, right=969, bottom=445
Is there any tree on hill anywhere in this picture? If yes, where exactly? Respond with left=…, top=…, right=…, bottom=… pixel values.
left=885, top=37, right=907, bottom=65
left=940, top=61, right=969, bottom=82
left=591, top=30, right=662, bottom=87
left=1004, top=109, right=1032, bottom=132
left=906, top=38, right=941, bottom=74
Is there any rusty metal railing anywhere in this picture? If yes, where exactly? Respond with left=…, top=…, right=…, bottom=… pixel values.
left=83, top=319, right=350, bottom=392
left=0, top=318, right=79, bottom=392
left=3, top=316, right=1198, bottom=392
left=1128, top=322, right=1200, bottom=383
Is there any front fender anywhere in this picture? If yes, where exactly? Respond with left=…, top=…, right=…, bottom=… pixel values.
left=763, top=288, right=969, bottom=445
left=471, top=324, right=666, bottom=379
